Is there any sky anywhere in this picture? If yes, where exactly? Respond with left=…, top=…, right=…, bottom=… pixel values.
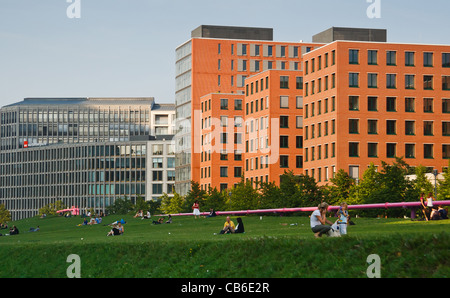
left=1, top=0, right=450, bottom=107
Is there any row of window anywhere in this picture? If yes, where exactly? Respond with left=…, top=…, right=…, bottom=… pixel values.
left=347, top=73, right=450, bottom=90
left=304, top=142, right=450, bottom=160
left=305, top=96, right=450, bottom=119
left=347, top=49, right=450, bottom=68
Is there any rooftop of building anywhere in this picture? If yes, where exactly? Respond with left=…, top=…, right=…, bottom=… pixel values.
left=2, top=97, right=174, bottom=110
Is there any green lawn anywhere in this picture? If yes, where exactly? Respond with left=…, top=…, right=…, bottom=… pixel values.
left=0, top=214, right=449, bottom=278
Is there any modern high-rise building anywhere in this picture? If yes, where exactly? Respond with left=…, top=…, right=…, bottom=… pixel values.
left=302, top=40, right=450, bottom=183
left=0, top=97, right=176, bottom=220
left=175, top=25, right=320, bottom=195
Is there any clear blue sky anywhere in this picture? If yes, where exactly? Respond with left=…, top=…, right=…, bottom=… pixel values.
left=1, top=0, right=449, bottom=107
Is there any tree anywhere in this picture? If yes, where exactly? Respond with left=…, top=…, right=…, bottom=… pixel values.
left=0, top=204, right=11, bottom=224
left=352, top=163, right=381, bottom=205
left=106, top=197, right=134, bottom=215
left=182, top=181, right=207, bottom=213
left=438, top=161, right=450, bottom=200
left=161, top=192, right=184, bottom=215
left=258, top=181, right=282, bottom=209
left=39, top=200, right=66, bottom=216
left=413, top=165, right=433, bottom=197
left=227, top=178, right=259, bottom=211
left=203, top=187, right=227, bottom=211
left=328, top=169, right=356, bottom=206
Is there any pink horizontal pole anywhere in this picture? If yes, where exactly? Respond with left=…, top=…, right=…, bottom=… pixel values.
left=160, top=200, right=450, bottom=217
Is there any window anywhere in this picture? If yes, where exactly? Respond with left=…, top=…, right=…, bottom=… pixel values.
left=220, top=167, right=228, bottom=177
left=280, top=116, right=289, bottom=128
left=442, top=76, right=450, bottom=90
left=424, top=121, right=434, bottom=136
left=220, top=116, right=228, bottom=127
left=387, top=51, right=397, bottom=65
left=405, top=52, right=415, bottom=66
left=443, top=53, right=450, bottom=67
left=386, top=120, right=397, bottom=135
left=386, top=143, right=397, bottom=158
left=296, top=96, right=303, bottom=109
left=234, top=99, right=242, bottom=110
left=349, top=73, right=359, bottom=87
left=424, top=144, right=434, bottom=159
left=234, top=133, right=242, bottom=144
left=368, top=73, right=378, bottom=88
left=152, top=184, right=163, bottom=195
left=296, top=77, right=303, bottom=89
left=405, top=75, right=415, bottom=89
left=296, top=156, right=303, bottom=168
left=220, top=184, right=228, bottom=192
left=405, top=121, right=415, bottom=135
left=368, top=120, right=378, bottom=134
left=368, top=50, right=378, bottom=65
left=152, top=158, right=163, bottom=168
left=424, top=75, right=433, bottom=90
left=234, top=167, right=242, bottom=178
left=423, top=98, right=433, bottom=113
left=280, top=96, right=289, bottom=108
left=349, top=119, right=359, bottom=134
left=280, top=76, right=289, bottom=89
left=405, top=98, right=415, bottom=112
left=386, top=97, right=397, bottom=112
left=280, top=136, right=289, bottom=148
left=444, top=99, right=450, bottom=113
left=405, top=144, right=415, bottom=158
left=349, top=49, right=359, bottom=64
left=152, top=171, right=163, bottom=181
left=368, top=97, right=378, bottom=111
left=296, top=136, right=303, bottom=148
left=280, top=155, right=289, bottom=168
left=220, top=98, right=228, bottom=110
left=443, top=145, right=450, bottom=159
left=220, top=132, right=228, bottom=144
left=349, top=142, right=359, bottom=157
left=349, top=96, right=359, bottom=110
left=386, top=74, right=396, bottom=88
left=296, top=116, right=303, bottom=128
left=368, top=143, right=378, bottom=157
left=424, top=52, right=433, bottom=67
left=443, top=122, right=450, bottom=136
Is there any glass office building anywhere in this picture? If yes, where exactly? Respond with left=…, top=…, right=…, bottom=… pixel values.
left=0, top=97, right=175, bottom=220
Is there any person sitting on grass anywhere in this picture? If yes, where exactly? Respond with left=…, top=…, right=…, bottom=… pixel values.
left=310, top=202, right=333, bottom=238
left=165, top=215, right=172, bottom=224
left=235, top=217, right=245, bottom=234
left=107, top=224, right=120, bottom=236
left=221, top=216, right=235, bottom=234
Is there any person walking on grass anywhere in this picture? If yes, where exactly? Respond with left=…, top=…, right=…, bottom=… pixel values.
left=310, top=202, right=333, bottom=238
left=420, top=193, right=429, bottom=221
left=192, top=200, right=200, bottom=219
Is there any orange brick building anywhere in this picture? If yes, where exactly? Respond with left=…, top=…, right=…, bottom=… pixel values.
left=243, top=70, right=305, bottom=187
left=302, top=41, right=450, bottom=183
left=175, top=25, right=320, bottom=194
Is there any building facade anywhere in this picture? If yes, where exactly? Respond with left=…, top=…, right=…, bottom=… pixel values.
left=175, top=25, right=320, bottom=195
left=302, top=41, right=450, bottom=183
left=0, top=97, right=176, bottom=220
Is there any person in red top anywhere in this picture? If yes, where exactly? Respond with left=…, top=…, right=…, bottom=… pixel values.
left=192, top=200, right=200, bottom=219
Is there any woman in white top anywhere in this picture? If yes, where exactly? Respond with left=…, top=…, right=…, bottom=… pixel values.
left=310, top=202, right=334, bottom=238
left=426, top=192, right=434, bottom=215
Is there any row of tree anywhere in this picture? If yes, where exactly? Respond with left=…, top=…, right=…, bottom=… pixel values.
left=159, top=158, right=450, bottom=217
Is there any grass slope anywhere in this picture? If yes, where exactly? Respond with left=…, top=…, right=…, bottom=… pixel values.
left=0, top=214, right=448, bottom=278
